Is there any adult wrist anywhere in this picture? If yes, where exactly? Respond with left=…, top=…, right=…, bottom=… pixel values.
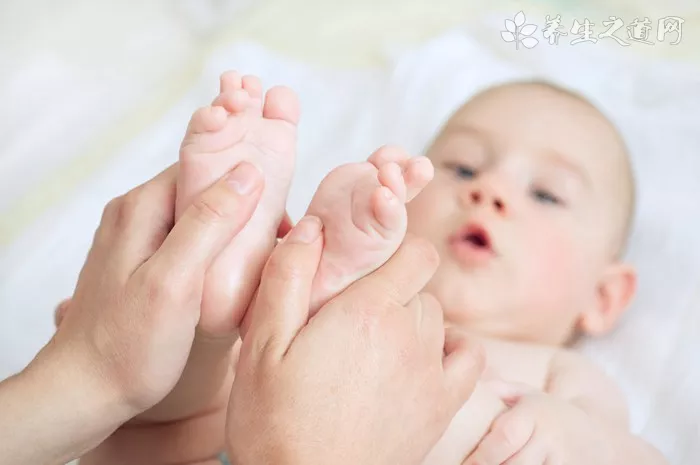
left=0, top=336, right=136, bottom=465
left=31, top=337, right=136, bottom=459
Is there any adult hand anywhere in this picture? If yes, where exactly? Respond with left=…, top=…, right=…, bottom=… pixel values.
left=51, top=212, right=294, bottom=327
left=0, top=161, right=264, bottom=465
left=228, top=217, right=485, bottom=465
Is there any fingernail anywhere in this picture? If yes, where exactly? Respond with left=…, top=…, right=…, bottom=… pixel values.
left=227, top=162, right=261, bottom=195
left=286, top=216, right=322, bottom=244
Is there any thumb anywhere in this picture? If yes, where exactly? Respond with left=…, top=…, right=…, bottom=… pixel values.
left=147, top=162, right=264, bottom=276
left=244, top=216, right=324, bottom=360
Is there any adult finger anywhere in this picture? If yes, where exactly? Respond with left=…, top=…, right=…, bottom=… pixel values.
left=341, top=234, right=439, bottom=308
left=442, top=327, right=485, bottom=416
left=97, top=164, right=179, bottom=275
left=406, top=293, right=445, bottom=359
left=244, top=216, right=323, bottom=359
left=145, top=162, right=263, bottom=280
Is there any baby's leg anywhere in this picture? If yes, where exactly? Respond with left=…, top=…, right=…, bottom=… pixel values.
left=304, top=145, right=434, bottom=312
left=177, top=71, right=299, bottom=336
left=135, top=72, right=298, bottom=425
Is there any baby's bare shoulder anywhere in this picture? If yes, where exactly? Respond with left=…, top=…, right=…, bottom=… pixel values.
left=546, top=348, right=630, bottom=427
left=480, top=339, right=629, bottom=426
left=547, top=347, right=610, bottom=381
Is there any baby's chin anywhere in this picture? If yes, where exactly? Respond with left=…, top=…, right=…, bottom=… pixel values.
left=439, top=294, right=580, bottom=345
left=425, top=270, right=539, bottom=341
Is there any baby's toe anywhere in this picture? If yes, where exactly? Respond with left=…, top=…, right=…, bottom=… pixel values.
left=368, top=145, right=410, bottom=169
left=371, top=186, right=405, bottom=235
left=213, top=89, right=260, bottom=115
left=242, top=75, right=263, bottom=99
left=187, top=106, right=228, bottom=134
left=263, top=86, right=301, bottom=125
left=219, top=70, right=243, bottom=93
left=377, top=162, right=407, bottom=203
left=404, top=156, right=434, bottom=201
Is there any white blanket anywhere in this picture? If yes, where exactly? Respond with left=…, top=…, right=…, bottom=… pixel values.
left=1, top=26, right=698, bottom=464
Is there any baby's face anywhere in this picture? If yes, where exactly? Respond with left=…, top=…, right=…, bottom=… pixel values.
left=407, top=84, right=630, bottom=345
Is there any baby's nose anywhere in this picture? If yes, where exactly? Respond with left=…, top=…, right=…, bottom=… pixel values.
left=467, top=189, right=507, bottom=215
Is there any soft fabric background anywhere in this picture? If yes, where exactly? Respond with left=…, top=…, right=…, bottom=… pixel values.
left=1, top=1, right=698, bottom=464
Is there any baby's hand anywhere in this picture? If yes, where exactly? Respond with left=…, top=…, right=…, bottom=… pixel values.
left=464, top=382, right=610, bottom=465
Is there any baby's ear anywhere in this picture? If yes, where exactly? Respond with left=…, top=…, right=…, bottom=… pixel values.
left=578, top=263, right=637, bottom=336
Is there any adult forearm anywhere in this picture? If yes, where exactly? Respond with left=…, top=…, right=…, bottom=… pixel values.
left=0, top=341, right=131, bottom=465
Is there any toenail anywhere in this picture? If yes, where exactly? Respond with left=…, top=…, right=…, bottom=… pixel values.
left=382, top=187, right=395, bottom=202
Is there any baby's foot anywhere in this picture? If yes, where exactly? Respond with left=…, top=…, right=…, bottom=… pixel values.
left=306, top=145, right=434, bottom=312
left=177, top=71, right=299, bottom=336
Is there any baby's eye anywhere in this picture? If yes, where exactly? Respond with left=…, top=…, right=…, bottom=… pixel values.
left=445, top=163, right=476, bottom=180
left=532, top=188, right=562, bottom=206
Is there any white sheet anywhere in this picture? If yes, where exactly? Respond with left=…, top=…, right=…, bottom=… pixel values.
left=1, top=24, right=698, bottom=463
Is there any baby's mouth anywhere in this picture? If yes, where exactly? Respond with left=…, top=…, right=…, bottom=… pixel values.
left=463, top=226, right=491, bottom=250
left=449, top=223, right=496, bottom=266
left=460, top=224, right=493, bottom=252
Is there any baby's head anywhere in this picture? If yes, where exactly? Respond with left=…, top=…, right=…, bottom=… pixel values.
left=407, top=81, right=636, bottom=346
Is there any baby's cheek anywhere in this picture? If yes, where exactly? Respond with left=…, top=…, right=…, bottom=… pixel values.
left=525, top=227, right=580, bottom=303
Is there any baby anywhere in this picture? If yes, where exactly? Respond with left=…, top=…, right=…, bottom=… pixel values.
left=80, top=73, right=665, bottom=464
left=410, top=81, right=642, bottom=463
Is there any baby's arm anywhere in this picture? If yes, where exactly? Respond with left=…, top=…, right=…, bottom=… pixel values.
left=547, top=350, right=668, bottom=464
